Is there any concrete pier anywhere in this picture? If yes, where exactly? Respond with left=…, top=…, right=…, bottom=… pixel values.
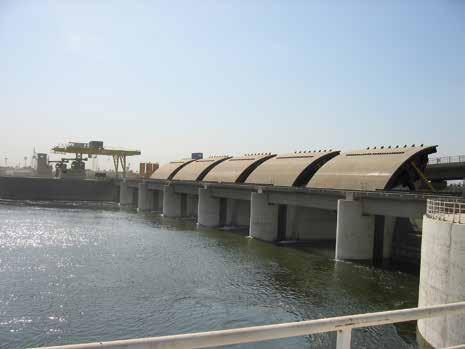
left=418, top=214, right=465, bottom=347
left=249, top=192, right=278, bottom=241
left=162, top=185, right=182, bottom=217
left=197, top=188, right=221, bottom=227
left=137, top=182, right=153, bottom=212
left=335, top=199, right=375, bottom=260
left=120, top=181, right=136, bottom=207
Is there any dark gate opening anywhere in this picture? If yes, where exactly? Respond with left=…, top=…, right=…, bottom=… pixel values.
left=180, top=193, right=187, bottom=217
left=219, top=198, right=228, bottom=226
left=373, top=215, right=385, bottom=266
left=277, top=204, right=287, bottom=242
left=132, top=189, right=139, bottom=208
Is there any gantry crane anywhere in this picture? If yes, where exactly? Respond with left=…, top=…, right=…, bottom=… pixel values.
left=52, top=141, right=141, bottom=178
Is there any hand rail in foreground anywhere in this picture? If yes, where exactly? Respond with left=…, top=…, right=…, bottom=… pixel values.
left=31, top=301, right=465, bottom=349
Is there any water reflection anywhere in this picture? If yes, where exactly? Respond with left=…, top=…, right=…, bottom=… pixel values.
left=0, top=202, right=418, bottom=348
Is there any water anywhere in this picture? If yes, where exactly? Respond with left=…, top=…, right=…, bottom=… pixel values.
left=0, top=201, right=420, bottom=348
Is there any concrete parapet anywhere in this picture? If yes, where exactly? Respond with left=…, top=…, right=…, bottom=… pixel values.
left=163, top=185, right=182, bottom=217
left=249, top=192, right=278, bottom=242
left=335, top=199, right=374, bottom=260
left=198, top=188, right=221, bottom=227
left=418, top=215, right=465, bottom=348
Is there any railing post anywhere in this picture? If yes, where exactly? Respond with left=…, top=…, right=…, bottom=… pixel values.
left=336, top=329, right=352, bottom=349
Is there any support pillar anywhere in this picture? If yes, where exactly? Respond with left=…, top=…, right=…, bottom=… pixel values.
left=335, top=199, right=374, bottom=260
left=137, top=182, right=153, bottom=212
left=249, top=192, right=278, bottom=242
left=119, top=181, right=134, bottom=207
left=197, top=188, right=220, bottom=227
left=162, top=185, right=182, bottom=217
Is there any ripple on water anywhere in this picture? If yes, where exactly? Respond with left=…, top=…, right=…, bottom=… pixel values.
left=0, top=202, right=419, bottom=348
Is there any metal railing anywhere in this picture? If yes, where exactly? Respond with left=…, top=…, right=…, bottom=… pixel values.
left=32, top=301, right=465, bottom=349
left=430, top=155, right=465, bottom=165
left=427, top=198, right=465, bottom=224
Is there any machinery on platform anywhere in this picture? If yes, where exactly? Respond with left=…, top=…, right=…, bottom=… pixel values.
left=49, top=155, right=88, bottom=179
left=52, top=141, right=141, bottom=178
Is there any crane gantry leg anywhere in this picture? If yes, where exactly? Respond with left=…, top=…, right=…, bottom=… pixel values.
left=112, top=154, right=128, bottom=178
left=113, top=155, right=120, bottom=177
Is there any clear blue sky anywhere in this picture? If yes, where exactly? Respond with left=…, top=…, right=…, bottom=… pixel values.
left=1, top=1, right=464, bottom=169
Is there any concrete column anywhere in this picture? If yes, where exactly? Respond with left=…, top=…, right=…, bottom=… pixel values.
left=119, top=181, right=134, bottom=207
left=335, top=199, right=375, bottom=260
left=137, top=182, right=153, bottom=212
left=418, top=215, right=465, bottom=348
left=197, top=188, right=220, bottom=227
left=249, top=192, right=278, bottom=242
left=162, top=185, right=182, bottom=217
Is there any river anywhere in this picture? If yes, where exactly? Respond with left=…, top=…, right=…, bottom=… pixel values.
left=0, top=200, right=420, bottom=348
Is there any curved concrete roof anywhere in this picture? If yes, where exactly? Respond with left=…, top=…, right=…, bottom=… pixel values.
left=307, top=145, right=437, bottom=191
left=245, top=151, right=340, bottom=187
left=150, top=159, right=196, bottom=180
left=172, top=156, right=231, bottom=181
left=202, top=154, right=276, bottom=183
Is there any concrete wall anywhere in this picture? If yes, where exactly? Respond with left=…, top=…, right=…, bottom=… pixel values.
left=418, top=216, right=465, bottom=348
left=0, top=176, right=119, bottom=202
left=286, top=206, right=337, bottom=241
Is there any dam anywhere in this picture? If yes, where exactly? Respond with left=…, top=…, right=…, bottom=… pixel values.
left=1, top=144, right=465, bottom=348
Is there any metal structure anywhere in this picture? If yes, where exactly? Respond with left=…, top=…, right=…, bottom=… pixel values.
left=202, top=153, right=275, bottom=183
left=308, top=145, right=436, bottom=191
left=430, top=155, right=465, bottom=165
left=32, top=301, right=465, bottom=349
left=52, top=142, right=141, bottom=178
left=425, top=155, right=465, bottom=182
left=172, top=156, right=231, bottom=181
left=427, top=198, right=465, bottom=224
left=151, top=159, right=196, bottom=180
left=246, top=150, right=339, bottom=187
